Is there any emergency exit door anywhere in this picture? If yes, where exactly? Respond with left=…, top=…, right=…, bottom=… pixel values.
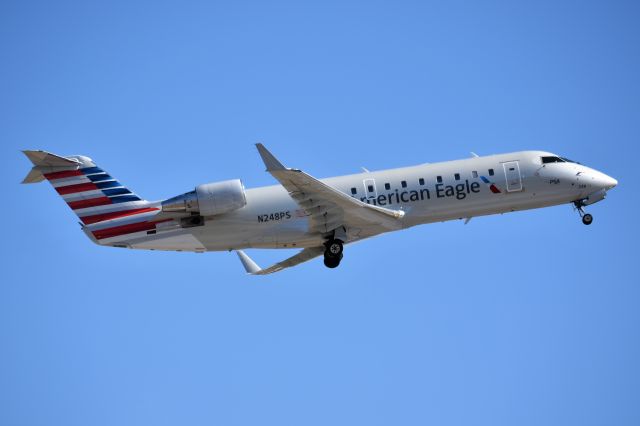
left=503, top=161, right=523, bottom=192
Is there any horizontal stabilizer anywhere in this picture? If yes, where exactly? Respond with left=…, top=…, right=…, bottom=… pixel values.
left=21, top=150, right=80, bottom=184
left=21, top=168, right=46, bottom=184
left=23, top=150, right=79, bottom=167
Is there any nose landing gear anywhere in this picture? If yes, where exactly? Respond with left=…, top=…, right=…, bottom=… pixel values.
left=573, top=200, right=593, bottom=225
left=323, top=239, right=344, bottom=269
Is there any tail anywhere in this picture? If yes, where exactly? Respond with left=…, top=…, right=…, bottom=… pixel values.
left=22, top=150, right=163, bottom=243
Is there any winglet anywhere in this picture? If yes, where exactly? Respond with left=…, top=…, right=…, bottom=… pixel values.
left=256, top=143, right=286, bottom=171
left=236, top=250, right=262, bottom=274
left=470, top=152, right=479, bottom=158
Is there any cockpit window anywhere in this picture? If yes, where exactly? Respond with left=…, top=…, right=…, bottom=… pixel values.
left=541, top=156, right=577, bottom=164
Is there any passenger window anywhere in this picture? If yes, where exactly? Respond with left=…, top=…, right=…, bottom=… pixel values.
left=368, top=185, right=374, bottom=192
left=488, top=169, right=494, bottom=176
left=419, top=178, right=425, bottom=186
left=351, top=187, right=357, bottom=195
left=385, top=183, right=391, bottom=190
left=454, top=173, right=460, bottom=181
left=472, top=171, right=478, bottom=178
left=401, top=181, right=407, bottom=188
left=437, top=176, right=443, bottom=183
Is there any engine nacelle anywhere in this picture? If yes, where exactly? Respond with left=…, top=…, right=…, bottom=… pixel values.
left=162, top=179, right=247, bottom=216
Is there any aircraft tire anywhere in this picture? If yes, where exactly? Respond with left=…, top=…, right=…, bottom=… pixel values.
left=325, top=239, right=344, bottom=258
left=582, top=213, right=593, bottom=225
left=323, top=252, right=343, bottom=269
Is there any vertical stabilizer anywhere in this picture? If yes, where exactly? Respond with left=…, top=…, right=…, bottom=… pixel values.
left=22, top=150, right=165, bottom=244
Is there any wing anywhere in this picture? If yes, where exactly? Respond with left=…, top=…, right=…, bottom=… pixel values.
left=236, top=247, right=325, bottom=275
left=255, top=143, right=404, bottom=235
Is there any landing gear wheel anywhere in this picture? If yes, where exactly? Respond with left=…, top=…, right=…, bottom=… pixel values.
left=573, top=200, right=593, bottom=226
left=323, top=238, right=344, bottom=269
left=325, top=239, right=344, bottom=258
left=323, top=254, right=342, bottom=269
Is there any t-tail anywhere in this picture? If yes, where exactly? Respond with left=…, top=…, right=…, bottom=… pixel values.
left=22, top=150, right=166, bottom=244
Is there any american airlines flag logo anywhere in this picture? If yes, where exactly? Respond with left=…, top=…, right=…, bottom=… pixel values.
left=479, top=176, right=502, bottom=194
left=44, top=166, right=167, bottom=240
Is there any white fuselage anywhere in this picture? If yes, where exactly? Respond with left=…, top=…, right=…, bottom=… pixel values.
left=118, top=150, right=616, bottom=252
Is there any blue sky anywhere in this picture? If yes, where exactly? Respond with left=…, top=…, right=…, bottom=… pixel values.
left=2, top=1, right=639, bottom=425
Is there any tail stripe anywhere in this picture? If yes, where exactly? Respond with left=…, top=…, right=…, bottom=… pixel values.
left=72, top=201, right=146, bottom=215
left=44, top=170, right=84, bottom=180
left=61, top=190, right=104, bottom=201
left=55, top=182, right=99, bottom=195
left=51, top=176, right=91, bottom=187
left=103, top=188, right=132, bottom=196
left=111, top=195, right=142, bottom=203
left=87, top=173, right=113, bottom=182
left=80, top=207, right=160, bottom=225
left=92, top=219, right=171, bottom=240
left=80, top=167, right=104, bottom=175
left=68, top=197, right=113, bottom=210
left=94, top=181, right=122, bottom=189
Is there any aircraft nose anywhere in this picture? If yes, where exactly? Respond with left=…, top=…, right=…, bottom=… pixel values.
left=598, top=173, right=618, bottom=190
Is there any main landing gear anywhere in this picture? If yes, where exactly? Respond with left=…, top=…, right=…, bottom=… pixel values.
left=573, top=200, right=593, bottom=225
left=323, top=239, right=344, bottom=269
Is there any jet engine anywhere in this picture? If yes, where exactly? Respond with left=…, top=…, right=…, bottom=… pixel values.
left=162, top=179, right=247, bottom=217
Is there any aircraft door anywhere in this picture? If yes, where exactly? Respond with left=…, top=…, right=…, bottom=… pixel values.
left=503, top=161, right=523, bottom=192
left=363, top=178, right=377, bottom=201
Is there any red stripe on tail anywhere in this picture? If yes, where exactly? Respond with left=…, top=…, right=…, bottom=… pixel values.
left=56, top=182, right=99, bottom=195
left=44, top=170, right=83, bottom=180
left=68, top=197, right=112, bottom=210
left=92, top=219, right=172, bottom=240
left=80, top=207, right=159, bottom=225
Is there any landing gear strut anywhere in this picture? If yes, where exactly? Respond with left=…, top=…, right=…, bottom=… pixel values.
left=323, top=239, right=344, bottom=269
left=574, top=201, right=593, bottom=225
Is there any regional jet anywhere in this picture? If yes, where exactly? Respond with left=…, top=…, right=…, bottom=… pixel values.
left=22, top=145, right=617, bottom=274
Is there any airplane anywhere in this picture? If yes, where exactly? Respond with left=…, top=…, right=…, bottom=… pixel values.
left=22, top=145, right=617, bottom=274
